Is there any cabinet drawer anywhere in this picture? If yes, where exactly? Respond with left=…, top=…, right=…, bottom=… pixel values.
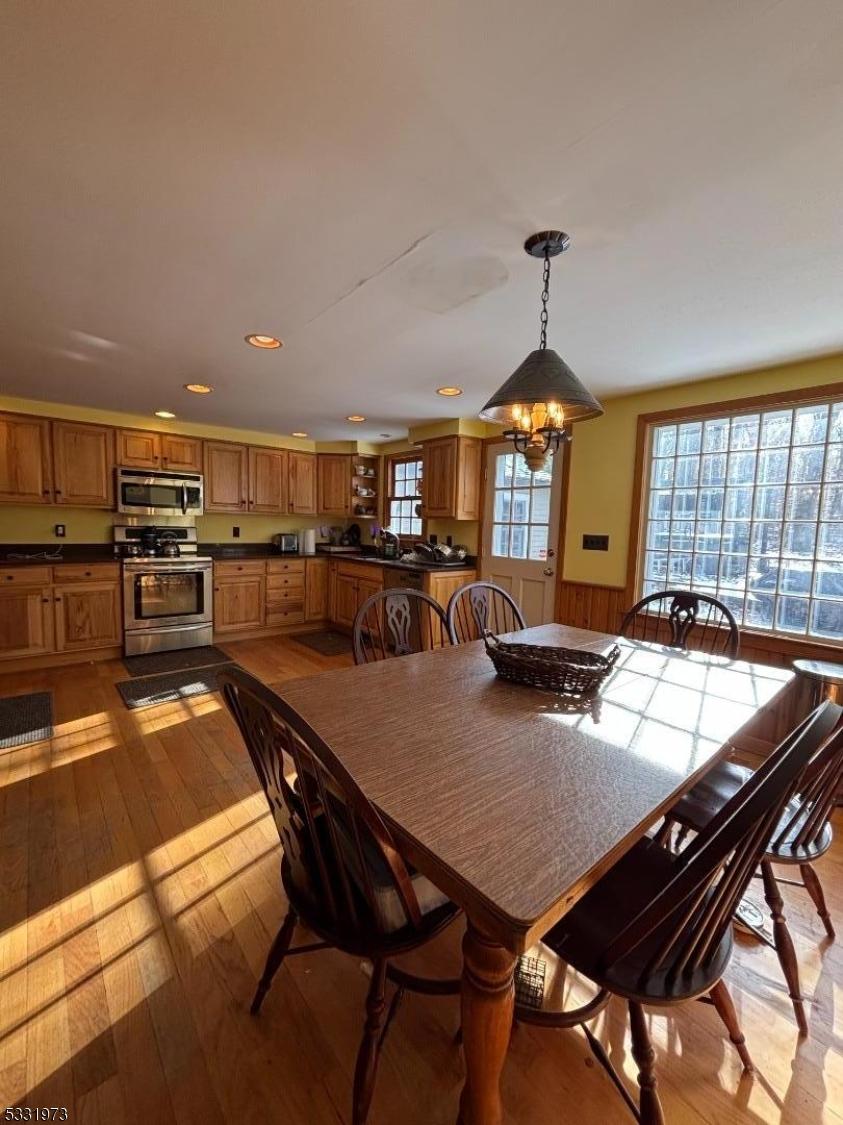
left=266, top=608, right=305, bottom=626
left=214, top=560, right=267, bottom=577
left=266, top=574, right=305, bottom=592
left=0, top=566, right=52, bottom=586
left=266, top=558, right=305, bottom=576
left=267, top=588, right=304, bottom=606
left=53, top=562, right=120, bottom=583
left=336, top=561, right=382, bottom=581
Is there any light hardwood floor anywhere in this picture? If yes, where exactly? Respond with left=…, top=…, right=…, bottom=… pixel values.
left=0, top=636, right=841, bottom=1124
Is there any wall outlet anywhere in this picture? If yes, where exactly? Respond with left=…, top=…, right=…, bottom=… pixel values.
left=232, top=526, right=241, bottom=538
left=583, top=534, right=609, bottom=551
left=54, top=523, right=66, bottom=538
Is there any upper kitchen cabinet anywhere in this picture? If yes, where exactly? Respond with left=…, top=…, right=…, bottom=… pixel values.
left=317, top=453, right=351, bottom=516
left=0, top=412, right=53, bottom=504
left=52, top=420, right=115, bottom=508
left=204, top=441, right=249, bottom=512
left=118, top=428, right=203, bottom=472
left=420, top=435, right=482, bottom=520
left=248, top=447, right=288, bottom=513
left=288, top=451, right=317, bottom=515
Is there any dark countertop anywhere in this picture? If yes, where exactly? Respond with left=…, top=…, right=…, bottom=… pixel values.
left=0, top=545, right=118, bottom=565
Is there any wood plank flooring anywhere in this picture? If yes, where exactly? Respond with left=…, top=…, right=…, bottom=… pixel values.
left=0, top=636, right=841, bottom=1124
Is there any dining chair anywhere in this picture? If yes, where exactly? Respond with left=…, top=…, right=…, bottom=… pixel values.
left=655, top=702, right=843, bottom=1036
left=218, top=665, right=460, bottom=1125
left=620, top=589, right=740, bottom=658
left=446, top=580, right=526, bottom=644
left=517, top=703, right=839, bottom=1123
left=352, top=587, right=451, bottom=664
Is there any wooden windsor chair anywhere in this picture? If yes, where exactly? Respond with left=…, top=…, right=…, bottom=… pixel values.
left=218, top=666, right=460, bottom=1125
left=352, top=586, right=451, bottom=664
left=517, top=703, right=840, bottom=1123
left=446, top=580, right=526, bottom=644
left=620, top=589, right=740, bottom=658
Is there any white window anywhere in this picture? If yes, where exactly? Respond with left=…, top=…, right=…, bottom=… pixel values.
left=388, top=457, right=423, bottom=537
left=491, top=451, right=553, bottom=560
left=641, top=399, right=843, bottom=642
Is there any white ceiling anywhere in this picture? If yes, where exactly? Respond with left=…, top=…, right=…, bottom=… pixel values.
left=1, top=0, right=842, bottom=441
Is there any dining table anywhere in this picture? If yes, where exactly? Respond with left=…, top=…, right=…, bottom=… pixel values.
left=277, top=622, right=794, bottom=1124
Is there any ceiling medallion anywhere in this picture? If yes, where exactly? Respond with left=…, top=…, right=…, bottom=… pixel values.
left=479, top=231, right=603, bottom=471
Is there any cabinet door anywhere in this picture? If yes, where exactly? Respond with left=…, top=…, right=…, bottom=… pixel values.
left=161, top=434, right=203, bottom=472
left=288, top=451, right=317, bottom=515
left=248, top=447, right=288, bottom=513
left=54, top=584, right=122, bottom=651
left=317, top=454, right=351, bottom=515
left=0, top=587, right=55, bottom=659
left=356, top=577, right=382, bottom=613
left=455, top=437, right=482, bottom=520
left=52, top=421, right=115, bottom=508
left=204, top=442, right=248, bottom=512
left=0, top=413, right=53, bottom=504
left=213, top=578, right=265, bottom=633
left=332, top=573, right=358, bottom=628
left=422, top=438, right=457, bottom=517
left=118, top=429, right=161, bottom=470
left=304, top=559, right=329, bottom=621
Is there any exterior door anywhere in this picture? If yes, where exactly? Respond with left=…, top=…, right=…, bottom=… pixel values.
left=481, top=443, right=563, bottom=626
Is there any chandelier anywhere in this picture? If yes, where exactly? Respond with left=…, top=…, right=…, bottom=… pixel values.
left=480, top=231, right=603, bottom=471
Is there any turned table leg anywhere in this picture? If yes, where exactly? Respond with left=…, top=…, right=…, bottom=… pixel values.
left=457, top=921, right=517, bottom=1125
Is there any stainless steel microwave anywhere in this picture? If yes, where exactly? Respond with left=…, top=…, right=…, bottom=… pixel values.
left=116, top=467, right=204, bottom=516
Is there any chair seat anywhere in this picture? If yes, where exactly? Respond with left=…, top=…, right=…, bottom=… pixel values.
left=668, top=760, right=834, bottom=863
left=543, top=837, right=733, bottom=1004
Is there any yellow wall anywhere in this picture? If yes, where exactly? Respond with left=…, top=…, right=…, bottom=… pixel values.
left=563, top=354, right=843, bottom=587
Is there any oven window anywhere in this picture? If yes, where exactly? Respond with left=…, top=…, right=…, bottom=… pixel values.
left=134, top=573, right=204, bottom=619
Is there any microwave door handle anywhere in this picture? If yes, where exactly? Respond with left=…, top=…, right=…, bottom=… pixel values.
left=181, top=484, right=188, bottom=515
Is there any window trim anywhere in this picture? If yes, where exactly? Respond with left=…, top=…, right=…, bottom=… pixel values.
left=628, top=379, right=843, bottom=648
left=386, top=453, right=424, bottom=541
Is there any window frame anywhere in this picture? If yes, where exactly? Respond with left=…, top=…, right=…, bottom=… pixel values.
left=629, top=381, right=843, bottom=650
left=386, top=453, right=424, bottom=541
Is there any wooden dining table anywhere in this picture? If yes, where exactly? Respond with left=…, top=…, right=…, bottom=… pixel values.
left=277, top=623, right=794, bottom=1124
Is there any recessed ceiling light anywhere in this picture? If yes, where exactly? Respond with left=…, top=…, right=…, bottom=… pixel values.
left=436, top=386, right=463, bottom=397
left=245, top=334, right=283, bottom=349
left=346, top=415, right=366, bottom=423
left=154, top=410, right=176, bottom=419
left=184, top=383, right=214, bottom=394
left=292, top=431, right=308, bottom=438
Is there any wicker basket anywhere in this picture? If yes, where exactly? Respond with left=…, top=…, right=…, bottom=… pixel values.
left=484, top=635, right=620, bottom=698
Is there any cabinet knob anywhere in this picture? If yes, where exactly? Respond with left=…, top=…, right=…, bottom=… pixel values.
left=55, top=488, right=62, bottom=495
left=42, top=597, right=50, bottom=604
left=55, top=596, right=62, bottom=602
left=84, top=571, right=92, bottom=576
left=5, top=575, right=12, bottom=581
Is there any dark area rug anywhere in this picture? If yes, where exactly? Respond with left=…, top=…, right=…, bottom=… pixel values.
left=115, top=664, right=240, bottom=710
left=292, top=631, right=352, bottom=656
left=0, top=691, right=54, bottom=750
left=122, top=645, right=232, bottom=678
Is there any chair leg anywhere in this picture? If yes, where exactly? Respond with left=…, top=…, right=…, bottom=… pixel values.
left=709, top=979, right=753, bottom=1072
left=761, top=860, right=808, bottom=1036
left=628, top=1001, right=665, bottom=1125
left=251, top=907, right=298, bottom=1015
left=353, top=958, right=388, bottom=1125
left=800, top=863, right=835, bottom=940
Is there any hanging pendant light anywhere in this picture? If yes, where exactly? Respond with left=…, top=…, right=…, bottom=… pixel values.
left=480, top=231, right=603, bottom=471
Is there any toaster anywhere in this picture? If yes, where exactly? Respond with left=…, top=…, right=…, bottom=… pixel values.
left=273, top=533, right=299, bottom=554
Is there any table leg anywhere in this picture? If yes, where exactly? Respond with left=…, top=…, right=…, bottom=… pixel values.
left=457, top=921, right=516, bottom=1125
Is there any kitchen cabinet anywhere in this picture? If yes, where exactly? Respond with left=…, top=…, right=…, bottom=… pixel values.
left=317, top=454, right=351, bottom=516
left=204, top=441, right=248, bottom=513
left=54, top=583, right=122, bottom=651
left=420, top=435, right=482, bottom=520
left=329, top=560, right=383, bottom=629
left=0, top=413, right=53, bottom=505
left=0, top=586, right=55, bottom=659
left=214, top=575, right=265, bottom=633
left=288, top=451, right=317, bottom=515
left=305, top=558, right=329, bottom=621
left=425, top=568, right=477, bottom=613
left=118, top=429, right=204, bottom=473
left=52, top=420, right=115, bottom=508
left=248, top=447, right=288, bottom=514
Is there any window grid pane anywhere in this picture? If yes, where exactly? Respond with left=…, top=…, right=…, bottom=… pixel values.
left=643, top=401, right=843, bottom=643
left=491, top=450, right=554, bottom=559
left=388, top=458, right=423, bottom=537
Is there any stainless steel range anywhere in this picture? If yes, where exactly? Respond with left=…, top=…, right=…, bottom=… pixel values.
left=115, top=524, right=213, bottom=655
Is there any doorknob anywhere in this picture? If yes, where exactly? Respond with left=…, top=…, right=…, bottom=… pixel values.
left=542, top=567, right=554, bottom=577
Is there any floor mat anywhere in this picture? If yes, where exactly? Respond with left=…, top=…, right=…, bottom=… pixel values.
left=292, top=631, right=352, bottom=656
left=115, top=664, right=239, bottom=710
left=0, top=691, right=54, bottom=750
left=122, top=645, right=232, bottom=678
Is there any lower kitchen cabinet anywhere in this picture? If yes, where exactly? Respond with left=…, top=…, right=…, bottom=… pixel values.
left=0, top=587, right=55, bottom=659
left=304, top=558, right=329, bottom=621
left=54, top=583, right=122, bottom=651
left=214, top=577, right=266, bottom=634
left=329, top=561, right=384, bottom=629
